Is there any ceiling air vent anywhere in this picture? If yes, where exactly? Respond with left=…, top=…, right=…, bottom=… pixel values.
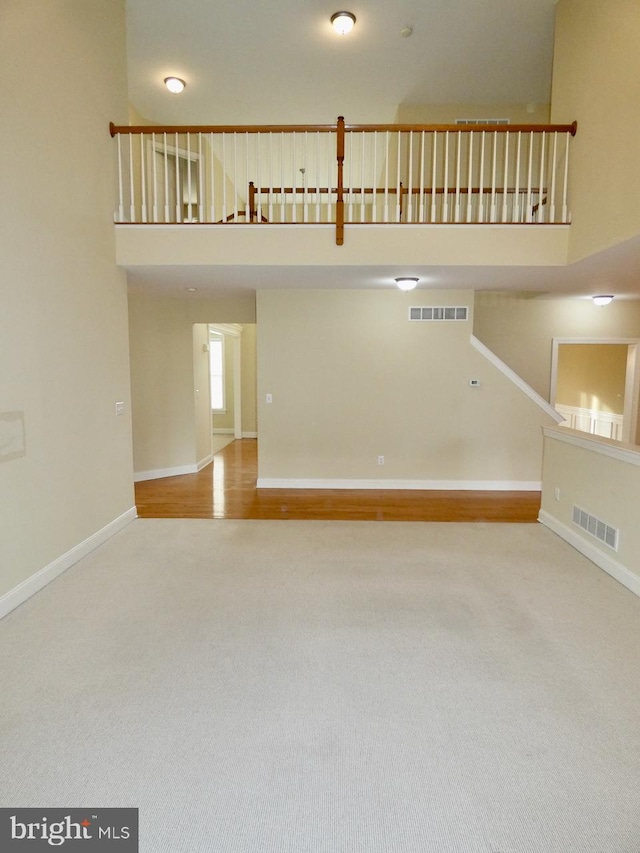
left=409, top=306, right=468, bottom=321
left=572, top=505, right=619, bottom=551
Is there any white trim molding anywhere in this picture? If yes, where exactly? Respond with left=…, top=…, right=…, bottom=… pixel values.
left=555, top=403, right=624, bottom=441
left=0, top=507, right=138, bottom=620
left=257, top=478, right=541, bottom=491
left=134, top=464, right=198, bottom=482
left=471, top=335, right=564, bottom=423
left=542, top=425, right=640, bottom=467
left=539, top=510, right=640, bottom=598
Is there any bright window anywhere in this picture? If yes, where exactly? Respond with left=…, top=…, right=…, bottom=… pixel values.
left=209, top=332, right=225, bottom=411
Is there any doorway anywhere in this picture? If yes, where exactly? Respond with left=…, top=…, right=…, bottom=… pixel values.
left=550, top=338, right=640, bottom=444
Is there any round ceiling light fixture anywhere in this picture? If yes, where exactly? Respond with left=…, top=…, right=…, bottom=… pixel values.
left=164, top=76, right=186, bottom=94
left=331, top=11, right=356, bottom=35
left=592, top=294, right=614, bottom=306
left=395, top=277, right=419, bottom=292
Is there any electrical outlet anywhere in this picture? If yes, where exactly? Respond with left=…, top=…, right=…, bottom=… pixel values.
left=377, top=455, right=384, bottom=465
left=115, top=401, right=125, bottom=416
left=554, top=487, right=561, bottom=501
left=266, top=393, right=273, bottom=404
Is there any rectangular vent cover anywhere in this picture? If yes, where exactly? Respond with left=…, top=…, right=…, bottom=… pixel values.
left=456, top=118, right=510, bottom=126
left=572, top=505, right=619, bottom=551
left=409, top=306, right=468, bottom=322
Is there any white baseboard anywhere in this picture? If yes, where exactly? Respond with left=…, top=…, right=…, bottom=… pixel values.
left=0, top=506, right=138, bottom=621
left=242, top=432, right=257, bottom=439
left=212, top=428, right=234, bottom=435
left=197, top=454, right=212, bottom=472
left=134, top=464, right=198, bottom=482
left=538, top=509, right=640, bottom=598
left=257, top=478, right=541, bottom=491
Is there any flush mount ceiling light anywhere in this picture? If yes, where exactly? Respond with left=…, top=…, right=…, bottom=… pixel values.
left=592, top=294, right=614, bottom=306
left=331, top=11, right=356, bottom=35
left=164, top=76, right=186, bottom=94
left=395, top=277, right=419, bottom=292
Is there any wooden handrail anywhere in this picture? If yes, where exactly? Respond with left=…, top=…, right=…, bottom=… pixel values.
left=344, top=121, right=578, bottom=136
left=109, top=121, right=337, bottom=137
left=110, top=120, right=577, bottom=137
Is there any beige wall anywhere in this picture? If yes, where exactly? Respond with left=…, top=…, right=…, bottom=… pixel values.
left=212, top=334, right=236, bottom=431
left=256, top=289, right=557, bottom=484
left=241, top=325, right=258, bottom=435
left=551, top=0, right=640, bottom=262
left=474, top=294, right=640, bottom=444
left=193, top=324, right=212, bottom=464
left=556, top=344, right=628, bottom=414
left=128, top=292, right=255, bottom=475
left=0, top=1, right=133, bottom=599
left=395, top=103, right=550, bottom=124
left=540, top=430, right=640, bottom=587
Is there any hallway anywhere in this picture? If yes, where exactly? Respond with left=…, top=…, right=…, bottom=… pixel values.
left=134, top=439, right=541, bottom=521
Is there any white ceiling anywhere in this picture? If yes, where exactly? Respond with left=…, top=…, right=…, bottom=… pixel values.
left=124, top=0, right=640, bottom=300
left=126, top=0, right=557, bottom=125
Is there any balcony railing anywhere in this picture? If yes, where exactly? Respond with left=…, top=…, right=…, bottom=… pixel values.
left=110, top=117, right=577, bottom=245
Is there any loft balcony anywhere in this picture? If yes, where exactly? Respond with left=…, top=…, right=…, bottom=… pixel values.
left=112, top=117, right=577, bottom=271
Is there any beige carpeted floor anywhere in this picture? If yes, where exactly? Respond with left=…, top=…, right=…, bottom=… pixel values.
left=1, top=519, right=640, bottom=852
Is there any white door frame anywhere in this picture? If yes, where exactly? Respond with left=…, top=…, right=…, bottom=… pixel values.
left=550, top=337, right=640, bottom=444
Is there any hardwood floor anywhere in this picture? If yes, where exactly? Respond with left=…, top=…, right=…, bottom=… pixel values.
left=135, top=439, right=541, bottom=522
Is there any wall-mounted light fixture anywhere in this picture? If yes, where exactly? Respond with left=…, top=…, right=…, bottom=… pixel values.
left=331, top=11, right=356, bottom=35
left=395, top=277, right=419, bottom=292
left=164, top=76, right=186, bottom=94
left=592, top=295, right=614, bottom=306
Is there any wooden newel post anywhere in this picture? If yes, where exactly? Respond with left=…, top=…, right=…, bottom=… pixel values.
left=336, top=116, right=345, bottom=245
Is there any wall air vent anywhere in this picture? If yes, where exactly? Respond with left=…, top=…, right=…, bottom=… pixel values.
left=409, top=306, right=468, bottom=321
left=456, top=118, right=510, bottom=126
left=572, top=505, right=619, bottom=551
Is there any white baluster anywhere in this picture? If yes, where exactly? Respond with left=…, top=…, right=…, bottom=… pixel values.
left=186, top=134, right=192, bottom=222
left=174, top=133, right=180, bottom=222
left=233, top=133, right=238, bottom=222
left=384, top=131, right=390, bottom=223
left=442, top=131, right=449, bottom=223
left=245, top=132, right=250, bottom=223
left=140, top=134, right=147, bottom=222
left=198, top=133, right=204, bottom=223
left=419, top=130, right=426, bottom=223
left=549, top=132, right=558, bottom=223
left=466, top=132, right=474, bottom=222
left=151, top=133, right=158, bottom=223
left=525, top=131, right=534, bottom=223
left=454, top=131, right=461, bottom=223
left=406, top=131, right=414, bottom=222
left=537, top=131, right=547, bottom=223
left=280, top=133, right=285, bottom=222
left=501, top=133, right=509, bottom=223
left=163, top=133, right=170, bottom=222
left=269, top=132, right=274, bottom=223
left=396, top=131, right=402, bottom=221
left=489, top=133, right=497, bottom=223
left=129, top=134, right=135, bottom=221
left=513, top=132, right=522, bottom=222
left=304, top=132, right=309, bottom=223
left=360, top=132, right=366, bottom=221
left=372, top=131, right=378, bottom=222
left=477, top=131, right=485, bottom=222
left=562, top=132, right=570, bottom=223
left=209, top=133, right=215, bottom=222
left=347, top=133, right=354, bottom=223
left=116, top=134, right=125, bottom=222
left=430, top=132, right=437, bottom=222
left=222, top=134, right=227, bottom=222
left=316, top=132, right=321, bottom=222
